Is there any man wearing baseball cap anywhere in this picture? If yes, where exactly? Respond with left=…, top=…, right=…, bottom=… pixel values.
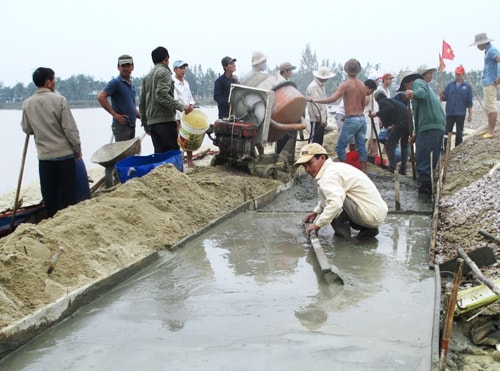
left=97, top=54, right=140, bottom=141
left=470, top=32, right=500, bottom=139
left=279, top=62, right=296, bottom=81
left=214, top=56, right=238, bottom=119
left=295, top=143, right=387, bottom=241
left=439, top=65, right=473, bottom=148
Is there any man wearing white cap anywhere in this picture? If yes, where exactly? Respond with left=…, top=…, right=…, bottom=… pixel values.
left=173, top=60, right=196, bottom=167
left=470, top=32, right=500, bottom=139
left=295, top=143, right=387, bottom=240
left=305, top=66, right=336, bottom=145
left=416, top=65, right=437, bottom=84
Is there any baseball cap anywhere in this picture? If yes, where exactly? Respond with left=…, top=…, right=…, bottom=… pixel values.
left=221, top=56, right=236, bottom=66
left=279, top=62, right=296, bottom=72
left=294, top=143, right=328, bottom=167
left=173, top=60, right=188, bottom=68
left=118, top=54, right=133, bottom=66
left=455, top=65, right=465, bottom=74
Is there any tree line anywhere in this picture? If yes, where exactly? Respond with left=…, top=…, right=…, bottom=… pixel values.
left=0, top=44, right=486, bottom=107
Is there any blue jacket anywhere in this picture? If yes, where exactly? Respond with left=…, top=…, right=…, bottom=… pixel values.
left=213, top=73, right=238, bottom=119
left=442, top=80, right=473, bottom=116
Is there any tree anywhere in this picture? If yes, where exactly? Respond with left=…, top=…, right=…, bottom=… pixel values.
left=299, top=43, right=318, bottom=72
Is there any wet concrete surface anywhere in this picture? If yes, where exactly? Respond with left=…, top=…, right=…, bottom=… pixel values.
left=0, top=173, right=437, bottom=371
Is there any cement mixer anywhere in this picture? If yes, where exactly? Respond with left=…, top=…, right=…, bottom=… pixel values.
left=206, top=75, right=307, bottom=178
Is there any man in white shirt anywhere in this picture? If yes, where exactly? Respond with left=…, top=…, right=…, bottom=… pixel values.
left=296, top=143, right=387, bottom=241
left=173, top=60, right=196, bottom=167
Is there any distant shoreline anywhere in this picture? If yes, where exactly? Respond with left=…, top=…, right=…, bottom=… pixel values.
left=0, top=98, right=215, bottom=110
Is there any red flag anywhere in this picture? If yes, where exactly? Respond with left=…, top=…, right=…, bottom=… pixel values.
left=439, top=53, right=446, bottom=71
left=442, top=40, right=455, bottom=60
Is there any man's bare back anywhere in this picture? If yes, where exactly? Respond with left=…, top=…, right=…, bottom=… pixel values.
left=310, top=75, right=366, bottom=116
left=337, top=77, right=366, bottom=116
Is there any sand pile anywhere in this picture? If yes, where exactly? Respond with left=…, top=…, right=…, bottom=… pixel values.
left=0, top=164, right=282, bottom=329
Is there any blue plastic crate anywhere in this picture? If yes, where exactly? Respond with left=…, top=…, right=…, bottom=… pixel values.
left=115, top=150, right=183, bottom=183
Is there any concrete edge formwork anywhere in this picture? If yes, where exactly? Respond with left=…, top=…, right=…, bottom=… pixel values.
left=0, top=177, right=294, bottom=360
left=431, top=264, right=442, bottom=370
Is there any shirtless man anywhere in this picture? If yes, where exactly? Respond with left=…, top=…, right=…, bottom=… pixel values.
left=309, top=58, right=371, bottom=173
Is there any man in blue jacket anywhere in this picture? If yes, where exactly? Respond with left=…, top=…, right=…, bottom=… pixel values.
left=213, top=56, right=238, bottom=119
left=439, top=65, right=473, bottom=149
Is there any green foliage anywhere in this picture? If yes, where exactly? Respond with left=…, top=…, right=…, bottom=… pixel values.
left=0, top=46, right=488, bottom=107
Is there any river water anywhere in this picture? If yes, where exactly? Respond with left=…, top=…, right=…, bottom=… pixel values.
left=0, top=106, right=218, bottom=197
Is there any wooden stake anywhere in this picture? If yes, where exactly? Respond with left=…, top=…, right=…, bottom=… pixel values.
left=442, top=132, right=454, bottom=182
left=394, top=169, right=401, bottom=210
left=439, top=258, right=464, bottom=371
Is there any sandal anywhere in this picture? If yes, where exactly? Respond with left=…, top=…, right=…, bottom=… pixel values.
left=481, top=133, right=497, bottom=139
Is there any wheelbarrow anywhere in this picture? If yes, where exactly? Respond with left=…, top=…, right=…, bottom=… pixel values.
left=91, top=133, right=146, bottom=188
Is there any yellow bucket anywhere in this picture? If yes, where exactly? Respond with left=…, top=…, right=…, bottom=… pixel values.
left=178, top=109, right=209, bottom=151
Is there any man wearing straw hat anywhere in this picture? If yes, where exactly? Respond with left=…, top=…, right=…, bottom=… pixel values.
left=309, top=59, right=370, bottom=173
left=305, top=66, right=336, bottom=146
left=470, top=32, right=500, bottom=139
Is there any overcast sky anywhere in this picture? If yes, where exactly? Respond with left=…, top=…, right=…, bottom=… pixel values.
left=1, top=0, right=497, bottom=87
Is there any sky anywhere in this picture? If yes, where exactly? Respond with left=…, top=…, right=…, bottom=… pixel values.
left=1, top=0, right=497, bottom=87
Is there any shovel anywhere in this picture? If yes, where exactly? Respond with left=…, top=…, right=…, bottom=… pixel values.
left=304, top=225, right=344, bottom=285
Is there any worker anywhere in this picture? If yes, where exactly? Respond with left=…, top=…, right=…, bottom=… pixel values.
left=296, top=143, right=388, bottom=241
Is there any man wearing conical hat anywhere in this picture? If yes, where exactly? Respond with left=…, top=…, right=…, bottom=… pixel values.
left=470, top=32, right=500, bottom=139
left=398, top=70, right=445, bottom=195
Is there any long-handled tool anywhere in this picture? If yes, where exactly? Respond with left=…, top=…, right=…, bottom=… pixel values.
left=369, top=113, right=387, bottom=169
left=407, top=102, right=417, bottom=180
left=9, top=133, right=30, bottom=233
left=304, top=225, right=344, bottom=285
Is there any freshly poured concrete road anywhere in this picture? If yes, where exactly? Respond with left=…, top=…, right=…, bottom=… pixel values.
left=0, top=207, right=436, bottom=370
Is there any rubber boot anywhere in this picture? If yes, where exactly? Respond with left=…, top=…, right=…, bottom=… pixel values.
left=350, top=220, right=379, bottom=239
left=417, top=180, right=432, bottom=195
left=331, top=211, right=351, bottom=240
left=360, top=161, right=367, bottom=173
left=357, top=227, right=379, bottom=239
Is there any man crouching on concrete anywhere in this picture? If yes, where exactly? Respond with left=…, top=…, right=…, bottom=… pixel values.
left=296, top=143, right=388, bottom=240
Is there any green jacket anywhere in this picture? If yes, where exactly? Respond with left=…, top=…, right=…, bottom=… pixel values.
left=139, top=63, right=184, bottom=130
left=411, top=79, right=445, bottom=136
